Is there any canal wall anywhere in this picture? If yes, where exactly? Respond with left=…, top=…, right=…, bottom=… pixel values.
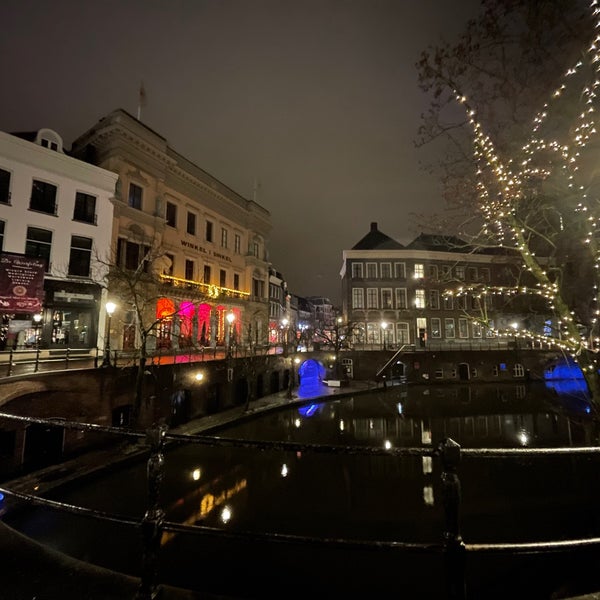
left=0, top=348, right=569, bottom=479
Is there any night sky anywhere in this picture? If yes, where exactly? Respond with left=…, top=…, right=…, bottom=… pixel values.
left=0, top=0, right=481, bottom=305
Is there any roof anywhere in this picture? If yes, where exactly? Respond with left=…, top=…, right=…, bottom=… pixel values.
left=352, top=222, right=404, bottom=250
left=405, top=232, right=471, bottom=252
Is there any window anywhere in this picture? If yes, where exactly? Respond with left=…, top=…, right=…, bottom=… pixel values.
left=252, top=242, right=259, bottom=258
left=234, top=273, right=240, bottom=290
left=0, top=168, right=11, bottom=204
left=481, top=268, right=491, bottom=282
left=396, top=322, right=410, bottom=345
left=414, top=263, right=424, bottom=279
left=457, top=295, right=467, bottom=310
left=116, top=239, right=150, bottom=272
left=513, top=364, right=525, bottom=378
left=366, top=288, right=378, bottom=309
left=187, top=212, right=196, bottom=235
left=234, top=234, right=241, bottom=254
left=352, top=288, right=364, bottom=309
left=206, top=220, right=213, bottom=242
left=415, top=289, right=425, bottom=308
left=443, top=295, right=454, bottom=310
left=445, top=318, right=455, bottom=338
left=395, top=263, right=406, bottom=279
left=468, top=267, right=477, bottom=281
left=185, top=259, right=194, bottom=280
left=441, top=265, right=452, bottom=280
left=428, top=290, right=440, bottom=309
left=203, top=265, right=211, bottom=284
left=396, top=288, right=407, bottom=309
left=68, top=235, right=93, bottom=277
left=430, top=318, right=442, bottom=338
left=165, top=253, right=174, bottom=276
left=381, top=289, right=393, bottom=309
left=73, top=192, right=96, bottom=224
left=30, top=180, right=57, bottom=214
left=470, top=295, right=481, bottom=310
left=25, top=227, right=52, bottom=269
left=472, top=322, right=483, bottom=338
left=128, top=183, right=142, bottom=209
left=351, top=263, right=363, bottom=278
left=455, top=266, right=466, bottom=280
left=166, top=202, right=177, bottom=227
left=428, top=265, right=438, bottom=280
left=380, top=263, right=392, bottom=278
left=220, top=269, right=226, bottom=287
left=221, top=227, right=228, bottom=248
left=459, top=318, right=469, bottom=338
left=366, top=263, right=377, bottom=278
left=0, top=220, right=4, bottom=249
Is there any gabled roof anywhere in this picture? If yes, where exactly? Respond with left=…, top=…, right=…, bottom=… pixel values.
left=352, top=222, right=404, bottom=250
left=405, top=232, right=471, bottom=253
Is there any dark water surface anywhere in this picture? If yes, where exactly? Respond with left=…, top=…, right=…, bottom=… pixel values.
left=3, top=383, right=600, bottom=598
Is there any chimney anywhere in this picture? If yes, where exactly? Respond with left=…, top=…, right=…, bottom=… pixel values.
left=370, top=222, right=378, bottom=232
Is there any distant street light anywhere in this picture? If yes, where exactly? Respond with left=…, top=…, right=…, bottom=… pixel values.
left=33, top=313, right=42, bottom=372
left=102, top=301, right=116, bottom=367
left=381, top=321, right=388, bottom=350
left=226, top=311, right=235, bottom=358
left=281, top=317, right=289, bottom=357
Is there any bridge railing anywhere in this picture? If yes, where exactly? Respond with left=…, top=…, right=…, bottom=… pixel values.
left=0, top=411, right=599, bottom=599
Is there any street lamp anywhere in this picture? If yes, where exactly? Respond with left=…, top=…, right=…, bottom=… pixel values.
left=226, top=311, right=235, bottom=358
left=102, top=301, right=116, bottom=367
left=381, top=321, right=388, bottom=350
left=32, top=313, right=42, bottom=349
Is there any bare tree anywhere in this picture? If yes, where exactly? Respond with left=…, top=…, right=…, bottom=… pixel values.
left=106, top=226, right=208, bottom=425
left=417, top=0, right=600, bottom=402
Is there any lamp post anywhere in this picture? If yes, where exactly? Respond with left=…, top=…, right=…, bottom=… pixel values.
left=102, top=302, right=116, bottom=367
left=33, top=313, right=42, bottom=372
left=381, top=321, right=388, bottom=350
left=226, top=311, right=235, bottom=358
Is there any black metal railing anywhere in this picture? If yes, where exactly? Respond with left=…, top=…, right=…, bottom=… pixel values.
left=0, top=411, right=599, bottom=599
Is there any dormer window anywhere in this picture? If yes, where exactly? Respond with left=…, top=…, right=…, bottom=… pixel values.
left=35, top=128, right=63, bottom=153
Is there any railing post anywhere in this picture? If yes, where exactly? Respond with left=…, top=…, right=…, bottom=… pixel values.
left=136, top=423, right=167, bottom=600
left=34, top=346, right=41, bottom=372
left=438, top=438, right=466, bottom=600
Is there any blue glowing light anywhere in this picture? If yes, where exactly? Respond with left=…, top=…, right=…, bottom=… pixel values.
left=0, top=492, right=4, bottom=502
left=298, top=404, right=321, bottom=417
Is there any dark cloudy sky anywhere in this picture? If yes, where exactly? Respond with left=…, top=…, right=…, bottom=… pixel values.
left=0, top=0, right=481, bottom=305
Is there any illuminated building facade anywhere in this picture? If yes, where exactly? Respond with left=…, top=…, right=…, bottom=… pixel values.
left=0, top=128, right=117, bottom=350
left=341, top=223, right=546, bottom=348
left=71, top=109, right=270, bottom=351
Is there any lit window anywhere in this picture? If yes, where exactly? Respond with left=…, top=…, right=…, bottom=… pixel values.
left=415, top=289, right=425, bottom=308
left=414, top=264, right=424, bottom=279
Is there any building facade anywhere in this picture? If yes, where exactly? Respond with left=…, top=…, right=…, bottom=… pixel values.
left=71, top=109, right=271, bottom=352
left=0, top=128, right=118, bottom=350
left=341, top=223, right=545, bottom=349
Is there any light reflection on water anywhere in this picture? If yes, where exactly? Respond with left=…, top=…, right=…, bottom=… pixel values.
left=3, top=383, right=600, bottom=598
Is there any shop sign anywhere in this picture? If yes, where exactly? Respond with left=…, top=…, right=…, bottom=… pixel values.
left=0, top=253, right=45, bottom=312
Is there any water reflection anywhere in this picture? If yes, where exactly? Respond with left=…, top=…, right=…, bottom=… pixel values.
left=3, top=383, right=600, bottom=598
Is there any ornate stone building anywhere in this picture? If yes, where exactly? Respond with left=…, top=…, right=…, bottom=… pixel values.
left=71, top=109, right=271, bottom=352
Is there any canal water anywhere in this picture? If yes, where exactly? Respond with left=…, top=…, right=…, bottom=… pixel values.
left=2, top=382, right=600, bottom=598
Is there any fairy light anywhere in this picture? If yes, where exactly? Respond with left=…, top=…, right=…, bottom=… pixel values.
left=453, top=0, right=600, bottom=380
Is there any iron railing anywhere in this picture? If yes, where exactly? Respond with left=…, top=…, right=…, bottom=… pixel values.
left=0, top=411, right=599, bottom=599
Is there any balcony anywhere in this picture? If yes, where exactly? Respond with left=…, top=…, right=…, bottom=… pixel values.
left=158, top=274, right=250, bottom=300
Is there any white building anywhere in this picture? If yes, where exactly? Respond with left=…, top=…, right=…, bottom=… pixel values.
left=0, top=129, right=118, bottom=350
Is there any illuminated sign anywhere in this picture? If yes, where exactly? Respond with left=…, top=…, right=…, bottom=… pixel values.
left=0, top=252, right=45, bottom=312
